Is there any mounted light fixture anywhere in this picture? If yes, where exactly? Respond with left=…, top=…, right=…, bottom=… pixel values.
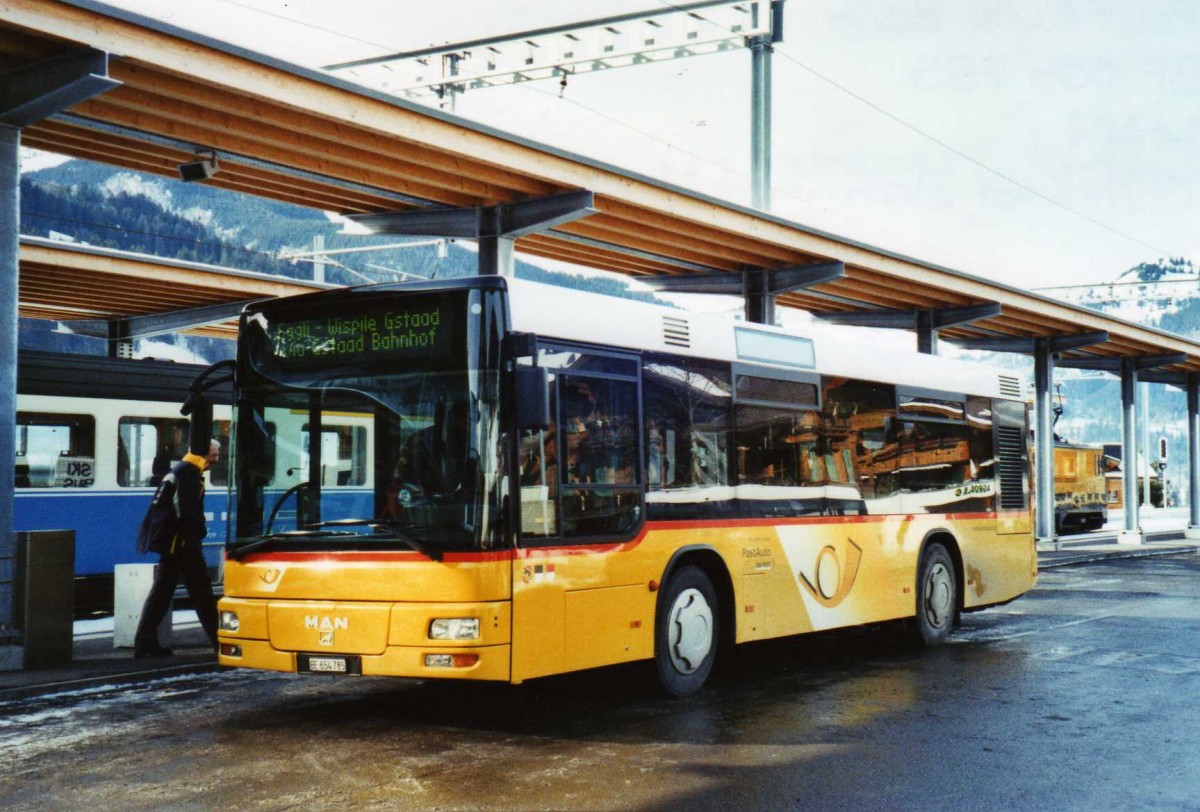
left=178, top=151, right=219, bottom=183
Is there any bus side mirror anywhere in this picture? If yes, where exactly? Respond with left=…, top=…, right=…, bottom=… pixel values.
left=515, top=367, right=550, bottom=430
left=181, top=359, right=236, bottom=456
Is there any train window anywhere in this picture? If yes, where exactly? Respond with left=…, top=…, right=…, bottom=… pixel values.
left=301, top=424, right=368, bottom=487
left=209, top=421, right=233, bottom=486
left=117, top=417, right=189, bottom=487
left=15, top=412, right=96, bottom=488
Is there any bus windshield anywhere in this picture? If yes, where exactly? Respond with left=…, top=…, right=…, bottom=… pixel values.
left=229, top=285, right=505, bottom=557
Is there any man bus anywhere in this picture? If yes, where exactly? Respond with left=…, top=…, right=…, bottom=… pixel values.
left=213, top=276, right=1035, bottom=695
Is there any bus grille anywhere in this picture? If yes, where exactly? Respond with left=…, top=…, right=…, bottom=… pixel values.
left=995, top=425, right=1026, bottom=509
left=663, top=316, right=691, bottom=348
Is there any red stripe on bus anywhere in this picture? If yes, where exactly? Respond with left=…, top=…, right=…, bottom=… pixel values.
left=235, top=550, right=516, bottom=564
left=231, top=510, right=1029, bottom=564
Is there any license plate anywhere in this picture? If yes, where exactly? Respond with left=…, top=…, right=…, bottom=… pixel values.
left=297, top=653, right=361, bottom=675
left=308, top=656, right=347, bottom=673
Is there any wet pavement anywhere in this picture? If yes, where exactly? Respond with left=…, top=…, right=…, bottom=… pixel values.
left=3, top=551, right=1200, bottom=809
left=0, top=611, right=217, bottom=703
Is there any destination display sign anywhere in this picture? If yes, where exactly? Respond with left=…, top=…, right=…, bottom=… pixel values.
left=259, top=297, right=456, bottom=369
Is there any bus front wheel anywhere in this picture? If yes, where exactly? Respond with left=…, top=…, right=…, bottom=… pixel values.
left=655, top=565, right=718, bottom=697
left=910, top=542, right=957, bottom=646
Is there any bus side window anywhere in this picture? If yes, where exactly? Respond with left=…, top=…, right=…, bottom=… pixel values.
left=642, top=354, right=733, bottom=520
left=822, top=378, right=896, bottom=502
left=16, top=412, right=95, bottom=488
left=559, top=375, right=640, bottom=537
left=519, top=373, right=558, bottom=538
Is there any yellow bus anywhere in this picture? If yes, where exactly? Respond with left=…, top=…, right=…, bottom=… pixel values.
left=213, top=276, right=1036, bottom=695
left=1053, top=442, right=1108, bottom=533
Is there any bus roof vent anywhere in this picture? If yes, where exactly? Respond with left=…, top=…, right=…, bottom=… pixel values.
left=662, top=315, right=691, bottom=349
left=998, top=375, right=1022, bottom=398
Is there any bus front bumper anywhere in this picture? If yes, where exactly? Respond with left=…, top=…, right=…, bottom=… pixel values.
left=218, top=637, right=511, bottom=681
left=216, top=596, right=511, bottom=681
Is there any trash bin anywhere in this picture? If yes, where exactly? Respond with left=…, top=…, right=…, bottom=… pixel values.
left=16, top=529, right=75, bottom=670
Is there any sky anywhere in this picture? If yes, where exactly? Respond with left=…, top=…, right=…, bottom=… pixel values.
left=74, top=0, right=1200, bottom=291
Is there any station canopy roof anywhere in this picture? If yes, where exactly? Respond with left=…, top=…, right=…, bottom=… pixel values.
left=4, top=0, right=1200, bottom=373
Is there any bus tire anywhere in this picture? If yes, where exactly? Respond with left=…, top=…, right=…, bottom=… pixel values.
left=910, top=542, right=957, bottom=646
left=655, top=565, right=719, bottom=697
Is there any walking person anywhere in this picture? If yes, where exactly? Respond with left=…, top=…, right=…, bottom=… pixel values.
left=134, top=438, right=221, bottom=658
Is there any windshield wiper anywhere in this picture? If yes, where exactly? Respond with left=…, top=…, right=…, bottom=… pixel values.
left=304, top=518, right=445, bottom=561
left=228, top=530, right=352, bottom=559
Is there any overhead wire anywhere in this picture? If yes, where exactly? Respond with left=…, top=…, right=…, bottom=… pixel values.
left=209, top=0, right=402, bottom=56
left=159, top=2, right=973, bottom=255
left=647, top=0, right=1173, bottom=257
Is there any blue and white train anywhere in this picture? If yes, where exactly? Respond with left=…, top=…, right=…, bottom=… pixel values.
left=14, top=351, right=232, bottom=611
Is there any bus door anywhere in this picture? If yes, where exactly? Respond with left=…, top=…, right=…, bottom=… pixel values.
left=510, top=343, right=647, bottom=682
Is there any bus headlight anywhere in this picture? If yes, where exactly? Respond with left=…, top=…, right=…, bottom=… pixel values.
left=219, top=610, right=240, bottom=632
left=429, top=617, right=479, bottom=640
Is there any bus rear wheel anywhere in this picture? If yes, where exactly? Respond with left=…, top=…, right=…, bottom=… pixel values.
left=910, top=542, right=957, bottom=646
left=655, top=565, right=718, bottom=697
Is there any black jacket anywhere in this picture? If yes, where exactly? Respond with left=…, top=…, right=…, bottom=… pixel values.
left=172, top=456, right=208, bottom=544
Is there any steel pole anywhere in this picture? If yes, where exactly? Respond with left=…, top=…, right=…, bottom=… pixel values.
left=1140, top=381, right=1152, bottom=508
left=1188, top=373, right=1200, bottom=538
left=1034, top=339, right=1056, bottom=546
left=749, top=37, right=772, bottom=211
left=1120, top=358, right=1143, bottom=543
left=0, top=126, right=20, bottom=658
left=749, top=1, right=783, bottom=211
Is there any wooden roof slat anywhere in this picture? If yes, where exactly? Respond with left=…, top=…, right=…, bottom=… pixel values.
left=595, top=196, right=808, bottom=266
left=553, top=219, right=746, bottom=273
left=72, top=96, right=487, bottom=209
left=518, top=236, right=683, bottom=276
left=23, top=130, right=394, bottom=214
left=17, top=240, right=325, bottom=336
left=111, top=62, right=560, bottom=198
left=27, top=118, right=408, bottom=207
left=93, top=79, right=552, bottom=204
